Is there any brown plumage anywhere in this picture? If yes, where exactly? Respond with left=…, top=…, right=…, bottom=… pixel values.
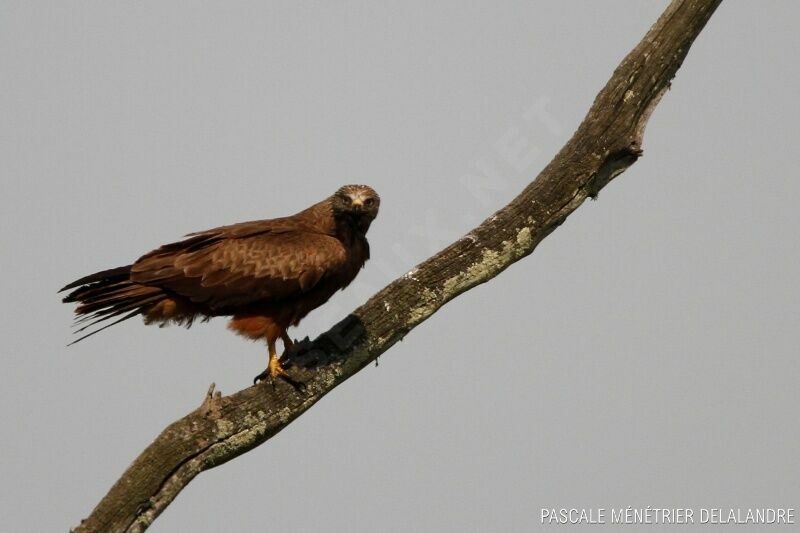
left=61, top=184, right=380, bottom=379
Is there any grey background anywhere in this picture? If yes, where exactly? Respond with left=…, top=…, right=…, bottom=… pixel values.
left=1, top=1, right=798, bottom=531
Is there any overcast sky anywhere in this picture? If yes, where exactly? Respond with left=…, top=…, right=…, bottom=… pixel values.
left=2, top=1, right=799, bottom=531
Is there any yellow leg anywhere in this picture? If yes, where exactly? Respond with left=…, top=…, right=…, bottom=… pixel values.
left=267, top=337, right=285, bottom=378
left=254, top=331, right=304, bottom=391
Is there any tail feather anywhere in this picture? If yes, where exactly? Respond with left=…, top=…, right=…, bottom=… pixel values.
left=60, top=265, right=133, bottom=294
left=67, top=309, right=146, bottom=346
left=73, top=293, right=164, bottom=334
left=73, top=285, right=161, bottom=315
left=66, top=282, right=132, bottom=305
left=61, top=265, right=167, bottom=343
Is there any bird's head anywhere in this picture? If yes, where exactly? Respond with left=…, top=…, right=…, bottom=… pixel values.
left=332, top=184, right=380, bottom=232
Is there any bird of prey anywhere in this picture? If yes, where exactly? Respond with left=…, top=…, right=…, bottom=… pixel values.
left=61, top=184, right=380, bottom=381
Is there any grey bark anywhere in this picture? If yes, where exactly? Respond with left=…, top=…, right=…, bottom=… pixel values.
left=72, top=1, right=723, bottom=531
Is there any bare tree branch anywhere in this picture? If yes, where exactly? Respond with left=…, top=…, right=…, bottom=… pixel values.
left=73, top=1, right=723, bottom=531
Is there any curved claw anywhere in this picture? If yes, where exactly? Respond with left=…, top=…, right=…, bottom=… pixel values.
left=279, top=373, right=307, bottom=393
left=253, top=369, right=270, bottom=385
left=252, top=368, right=307, bottom=393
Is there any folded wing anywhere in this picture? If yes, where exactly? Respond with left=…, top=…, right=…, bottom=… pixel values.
left=131, top=230, right=347, bottom=310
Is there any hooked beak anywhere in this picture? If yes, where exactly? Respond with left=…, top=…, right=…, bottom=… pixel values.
left=350, top=198, right=364, bottom=209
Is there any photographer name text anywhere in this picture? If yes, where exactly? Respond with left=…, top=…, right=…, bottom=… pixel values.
left=540, top=507, right=794, bottom=525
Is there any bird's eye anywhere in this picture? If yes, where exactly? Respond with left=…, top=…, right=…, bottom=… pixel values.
left=364, top=197, right=375, bottom=207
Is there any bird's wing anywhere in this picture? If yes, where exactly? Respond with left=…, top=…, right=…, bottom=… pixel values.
left=184, top=215, right=317, bottom=239
left=130, top=230, right=347, bottom=310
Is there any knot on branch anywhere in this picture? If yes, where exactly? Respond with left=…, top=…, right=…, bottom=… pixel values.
left=200, top=383, right=223, bottom=419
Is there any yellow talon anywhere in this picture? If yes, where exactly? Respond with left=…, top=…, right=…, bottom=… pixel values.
left=268, top=354, right=285, bottom=378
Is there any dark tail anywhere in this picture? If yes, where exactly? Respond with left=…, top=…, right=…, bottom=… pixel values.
left=60, top=265, right=165, bottom=344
